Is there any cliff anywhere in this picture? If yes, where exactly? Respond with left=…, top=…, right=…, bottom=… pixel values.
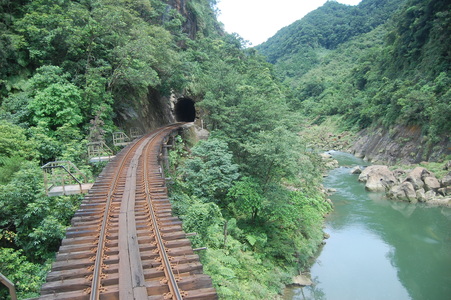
left=349, top=125, right=450, bottom=165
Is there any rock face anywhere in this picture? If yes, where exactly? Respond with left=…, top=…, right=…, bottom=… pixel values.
left=358, top=165, right=397, bottom=192
left=349, top=125, right=450, bottom=164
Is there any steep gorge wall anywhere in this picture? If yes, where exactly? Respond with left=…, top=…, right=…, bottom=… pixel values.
left=349, top=125, right=450, bottom=165
left=123, top=1, right=200, bottom=132
left=167, top=0, right=198, bottom=39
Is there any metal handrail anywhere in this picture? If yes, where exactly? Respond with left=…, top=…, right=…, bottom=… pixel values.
left=41, top=161, right=87, bottom=195
left=112, top=131, right=131, bottom=146
left=43, top=165, right=83, bottom=191
left=88, top=141, right=114, bottom=161
left=0, top=273, right=17, bottom=300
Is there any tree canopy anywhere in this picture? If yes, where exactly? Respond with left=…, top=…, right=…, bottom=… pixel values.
left=257, top=0, right=450, bottom=144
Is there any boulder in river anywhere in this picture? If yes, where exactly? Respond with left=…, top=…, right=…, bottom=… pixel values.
left=357, top=163, right=451, bottom=207
left=292, top=274, right=313, bottom=286
left=404, top=167, right=431, bottom=190
left=320, top=153, right=332, bottom=159
left=423, top=176, right=441, bottom=191
left=425, top=190, right=436, bottom=201
left=393, top=169, right=406, bottom=179
left=388, top=181, right=417, bottom=202
left=350, top=166, right=363, bottom=174
left=438, top=187, right=451, bottom=196
left=416, top=188, right=426, bottom=202
left=358, top=165, right=397, bottom=192
left=441, top=172, right=451, bottom=187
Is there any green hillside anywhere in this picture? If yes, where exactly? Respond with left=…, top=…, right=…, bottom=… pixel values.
left=256, top=0, right=403, bottom=72
left=257, top=0, right=450, bottom=145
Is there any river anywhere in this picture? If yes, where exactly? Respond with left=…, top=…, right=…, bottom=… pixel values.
left=285, top=151, right=451, bottom=300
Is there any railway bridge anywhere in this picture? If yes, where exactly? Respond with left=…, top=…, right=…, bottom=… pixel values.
left=31, top=123, right=217, bottom=300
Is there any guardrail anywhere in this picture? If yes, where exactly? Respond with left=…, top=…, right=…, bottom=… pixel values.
left=0, top=272, right=17, bottom=300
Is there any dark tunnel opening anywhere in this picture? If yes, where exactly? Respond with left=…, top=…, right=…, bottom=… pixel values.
left=174, top=97, right=196, bottom=122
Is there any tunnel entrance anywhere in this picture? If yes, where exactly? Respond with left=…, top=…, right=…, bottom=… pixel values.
left=174, top=97, right=196, bottom=122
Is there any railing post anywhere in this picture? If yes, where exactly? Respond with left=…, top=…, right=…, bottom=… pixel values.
left=0, top=273, right=17, bottom=300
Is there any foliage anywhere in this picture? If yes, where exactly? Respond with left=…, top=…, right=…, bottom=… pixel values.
left=256, top=0, right=403, bottom=63
left=0, top=120, right=37, bottom=160
left=168, top=127, right=330, bottom=298
left=242, top=127, right=302, bottom=188
left=0, top=161, right=82, bottom=262
left=182, top=138, right=239, bottom=204
left=0, top=248, right=49, bottom=299
left=29, top=77, right=83, bottom=129
left=257, top=0, right=450, bottom=147
left=227, top=177, right=264, bottom=221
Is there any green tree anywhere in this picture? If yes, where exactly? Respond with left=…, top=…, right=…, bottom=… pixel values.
left=29, top=83, right=83, bottom=129
left=183, top=138, right=239, bottom=204
left=243, top=127, right=301, bottom=188
left=228, top=177, right=264, bottom=221
left=0, top=248, right=48, bottom=299
left=0, top=161, right=81, bottom=261
left=0, top=121, right=37, bottom=159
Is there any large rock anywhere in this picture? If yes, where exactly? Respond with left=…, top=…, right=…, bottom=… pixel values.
left=194, top=126, right=210, bottom=140
left=427, top=196, right=451, bottom=207
left=423, top=176, right=441, bottom=191
left=350, top=166, right=362, bottom=174
left=438, top=187, right=451, bottom=196
left=416, top=188, right=426, bottom=202
left=425, top=190, right=436, bottom=201
left=358, top=165, right=397, bottom=192
left=320, top=153, right=332, bottom=159
left=441, top=172, right=451, bottom=187
left=292, top=274, right=313, bottom=286
left=325, top=160, right=339, bottom=169
left=388, top=182, right=417, bottom=202
left=404, top=167, right=432, bottom=190
left=393, top=169, right=406, bottom=180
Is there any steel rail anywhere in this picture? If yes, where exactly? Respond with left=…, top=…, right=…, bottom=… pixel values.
left=143, top=125, right=184, bottom=300
left=89, top=130, right=153, bottom=300
left=33, top=123, right=217, bottom=299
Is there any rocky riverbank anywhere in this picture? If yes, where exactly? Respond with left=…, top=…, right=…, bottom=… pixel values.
left=349, top=125, right=450, bottom=165
left=354, top=162, right=451, bottom=207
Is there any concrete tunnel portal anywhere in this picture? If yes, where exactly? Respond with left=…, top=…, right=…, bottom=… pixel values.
left=174, top=97, right=196, bottom=122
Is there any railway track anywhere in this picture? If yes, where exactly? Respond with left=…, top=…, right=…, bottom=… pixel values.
left=33, top=124, right=217, bottom=300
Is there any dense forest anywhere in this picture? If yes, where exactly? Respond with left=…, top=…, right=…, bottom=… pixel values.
left=0, top=0, right=449, bottom=298
left=257, top=0, right=450, bottom=152
left=0, top=0, right=329, bottom=298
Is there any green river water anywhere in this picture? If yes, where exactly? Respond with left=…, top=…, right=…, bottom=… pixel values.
left=285, top=151, right=451, bottom=300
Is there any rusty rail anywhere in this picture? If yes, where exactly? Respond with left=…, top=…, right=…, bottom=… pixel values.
left=32, top=124, right=217, bottom=300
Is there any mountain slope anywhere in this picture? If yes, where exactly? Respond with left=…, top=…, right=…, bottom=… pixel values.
left=256, top=0, right=403, bottom=65
left=256, top=0, right=450, bottom=162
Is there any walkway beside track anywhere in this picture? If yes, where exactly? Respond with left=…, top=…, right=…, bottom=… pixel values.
left=32, top=124, right=217, bottom=300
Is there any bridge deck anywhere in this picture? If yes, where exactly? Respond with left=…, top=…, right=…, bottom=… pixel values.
left=33, top=124, right=217, bottom=300
left=47, top=183, right=93, bottom=197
